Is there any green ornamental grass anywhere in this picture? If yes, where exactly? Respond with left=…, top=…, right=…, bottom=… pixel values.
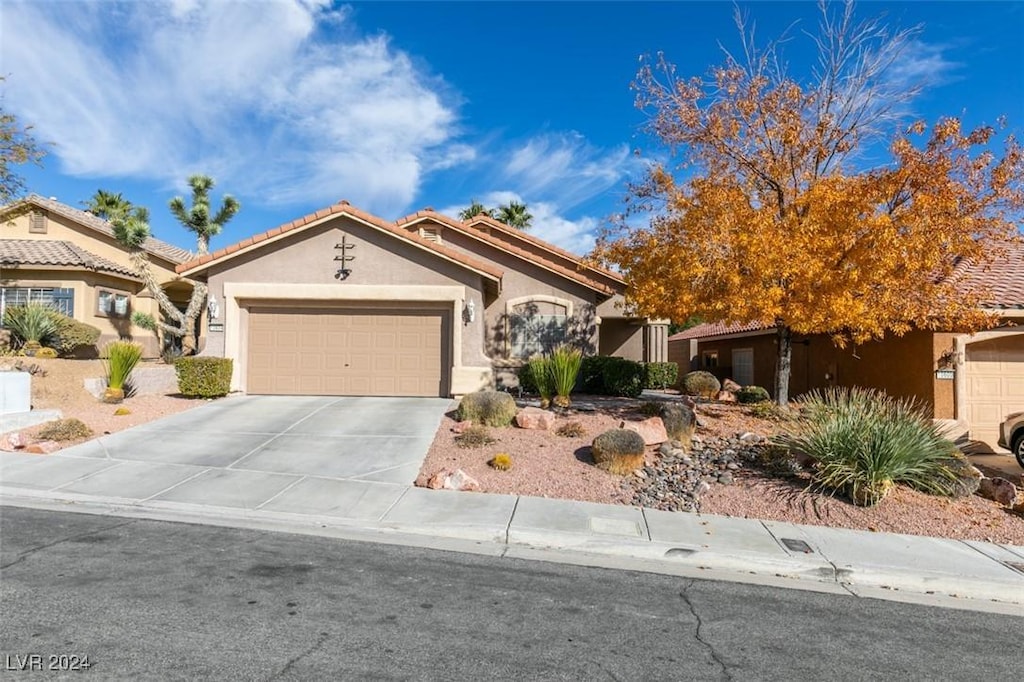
left=776, top=387, right=960, bottom=506
left=102, top=341, right=143, bottom=392
left=528, top=355, right=554, bottom=406
left=548, top=344, right=583, bottom=408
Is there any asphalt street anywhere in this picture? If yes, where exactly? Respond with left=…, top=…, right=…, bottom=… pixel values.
left=0, top=506, right=1019, bottom=681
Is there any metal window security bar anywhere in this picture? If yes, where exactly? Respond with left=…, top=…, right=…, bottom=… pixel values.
left=0, top=287, right=75, bottom=320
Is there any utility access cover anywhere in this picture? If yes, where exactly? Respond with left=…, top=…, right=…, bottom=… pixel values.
left=780, top=538, right=814, bottom=554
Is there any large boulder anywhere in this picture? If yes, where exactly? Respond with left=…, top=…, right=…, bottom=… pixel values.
left=591, top=429, right=646, bottom=475
left=722, top=378, right=742, bottom=392
left=425, top=468, right=481, bottom=492
left=658, top=403, right=695, bottom=448
left=515, top=407, right=556, bottom=430
left=620, top=417, right=668, bottom=446
left=978, top=477, right=1018, bottom=506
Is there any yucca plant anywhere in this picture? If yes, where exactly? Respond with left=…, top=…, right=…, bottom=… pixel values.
left=528, top=355, right=554, bottom=408
left=777, top=387, right=960, bottom=506
left=548, top=344, right=583, bottom=408
left=3, top=303, right=59, bottom=353
left=101, top=340, right=143, bottom=403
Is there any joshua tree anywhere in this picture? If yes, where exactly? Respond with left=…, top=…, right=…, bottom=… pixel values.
left=169, top=174, right=240, bottom=255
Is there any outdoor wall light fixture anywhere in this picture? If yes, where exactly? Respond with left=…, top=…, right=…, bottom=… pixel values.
left=464, top=299, right=476, bottom=324
left=207, top=294, right=219, bottom=321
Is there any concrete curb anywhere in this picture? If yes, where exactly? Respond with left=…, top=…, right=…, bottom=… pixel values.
left=3, top=484, right=1022, bottom=615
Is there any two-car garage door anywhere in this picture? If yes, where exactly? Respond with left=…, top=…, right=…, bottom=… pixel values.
left=964, top=334, right=1024, bottom=449
left=247, top=307, right=448, bottom=397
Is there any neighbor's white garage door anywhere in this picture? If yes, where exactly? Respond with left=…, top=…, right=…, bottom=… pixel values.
left=247, top=307, right=447, bottom=397
left=964, top=334, right=1024, bottom=448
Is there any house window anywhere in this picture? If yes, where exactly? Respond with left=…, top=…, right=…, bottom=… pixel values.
left=0, top=287, right=74, bottom=318
left=702, top=350, right=719, bottom=369
left=507, top=298, right=571, bottom=358
left=97, top=289, right=130, bottom=318
left=732, top=348, right=754, bottom=386
left=29, top=210, right=47, bottom=233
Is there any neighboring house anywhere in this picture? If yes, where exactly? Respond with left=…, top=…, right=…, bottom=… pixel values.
left=668, top=244, right=1024, bottom=449
left=176, top=200, right=669, bottom=397
left=0, top=195, right=196, bottom=356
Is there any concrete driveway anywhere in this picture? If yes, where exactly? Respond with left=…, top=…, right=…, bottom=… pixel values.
left=0, top=396, right=451, bottom=513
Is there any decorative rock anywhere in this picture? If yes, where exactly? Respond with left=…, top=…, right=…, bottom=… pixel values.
left=592, top=429, right=647, bottom=475
left=977, top=477, right=1018, bottom=506
left=717, top=472, right=734, bottom=485
left=24, top=440, right=60, bottom=455
left=426, top=468, right=481, bottom=492
left=723, top=378, right=742, bottom=392
left=620, top=417, right=668, bottom=446
left=515, top=407, right=556, bottom=430
left=0, top=431, right=25, bottom=451
left=658, top=442, right=673, bottom=456
left=738, top=432, right=762, bottom=442
left=451, top=420, right=474, bottom=435
left=716, top=390, right=737, bottom=403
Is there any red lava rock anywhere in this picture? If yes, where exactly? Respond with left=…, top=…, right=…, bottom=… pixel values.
left=515, top=407, right=556, bottom=430
left=620, top=417, right=668, bottom=446
left=723, top=379, right=742, bottom=392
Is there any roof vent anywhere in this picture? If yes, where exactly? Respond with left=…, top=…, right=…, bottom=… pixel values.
left=419, top=226, right=442, bottom=244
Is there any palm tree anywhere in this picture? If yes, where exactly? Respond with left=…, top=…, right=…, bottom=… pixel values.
left=458, top=200, right=493, bottom=221
left=84, top=190, right=132, bottom=221
left=495, top=200, right=533, bottom=230
left=169, top=174, right=240, bottom=255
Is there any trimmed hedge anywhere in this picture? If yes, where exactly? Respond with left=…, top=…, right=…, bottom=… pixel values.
left=51, top=314, right=101, bottom=357
left=175, top=357, right=233, bottom=397
left=602, top=357, right=644, bottom=398
left=517, top=363, right=539, bottom=394
left=456, top=390, right=517, bottom=427
left=643, top=362, right=678, bottom=390
left=577, top=355, right=616, bottom=394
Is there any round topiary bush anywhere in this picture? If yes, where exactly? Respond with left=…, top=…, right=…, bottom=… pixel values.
left=456, top=390, right=517, bottom=427
left=658, top=403, right=696, bottom=446
left=591, top=428, right=646, bottom=475
left=736, top=385, right=771, bottom=404
left=682, top=371, right=721, bottom=398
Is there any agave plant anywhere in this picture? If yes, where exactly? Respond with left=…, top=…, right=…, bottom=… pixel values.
left=776, top=387, right=960, bottom=506
left=3, top=303, right=59, bottom=352
left=101, top=340, right=143, bottom=403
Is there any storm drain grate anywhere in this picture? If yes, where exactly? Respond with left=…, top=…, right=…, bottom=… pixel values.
left=1003, top=561, right=1024, bottom=576
left=780, top=538, right=814, bottom=554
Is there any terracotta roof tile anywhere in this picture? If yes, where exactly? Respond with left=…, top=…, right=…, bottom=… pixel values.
left=396, top=211, right=619, bottom=296
left=1, top=195, right=194, bottom=264
left=176, top=201, right=504, bottom=281
left=0, top=239, right=141, bottom=279
left=951, top=240, right=1024, bottom=308
left=668, top=321, right=772, bottom=341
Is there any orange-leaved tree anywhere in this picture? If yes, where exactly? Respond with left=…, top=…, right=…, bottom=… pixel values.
left=596, top=1, right=1024, bottom=405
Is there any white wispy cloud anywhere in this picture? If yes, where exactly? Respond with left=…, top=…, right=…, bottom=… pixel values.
left=1, top=0, right=462, bottom=215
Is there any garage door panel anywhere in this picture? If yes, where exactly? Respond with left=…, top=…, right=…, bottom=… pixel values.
left=247, top=307, right=447, bottom=397
left=965, top=334, right=1024, bottom=449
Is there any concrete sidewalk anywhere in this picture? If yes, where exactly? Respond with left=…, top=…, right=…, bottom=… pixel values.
left=2, top=447, right=1022, bottom=616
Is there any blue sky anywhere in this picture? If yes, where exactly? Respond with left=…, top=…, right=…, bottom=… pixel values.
left=4, top=1, right=1022, bottom=255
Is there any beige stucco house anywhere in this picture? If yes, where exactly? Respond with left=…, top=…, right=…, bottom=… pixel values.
left=0, top=195, right=195, bottom=356
left=177, top=200, right=668, bottom=397
left=668, top=243, right=1024, bottom=450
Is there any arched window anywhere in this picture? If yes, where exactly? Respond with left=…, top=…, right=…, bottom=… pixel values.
left=506, top=296, right=573, bottom=357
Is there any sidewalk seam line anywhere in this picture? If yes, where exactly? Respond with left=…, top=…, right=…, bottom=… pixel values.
left=378, top=486, right=411, bottom=522
left=225, top=398, right=344, bottom=470
left=505, top=496, right=520, bottom=546
left=256, top=476, right=308, bottom=510
left=42, top=461, right=122, bottom=492
left=139, top=468, right=214, bottom=502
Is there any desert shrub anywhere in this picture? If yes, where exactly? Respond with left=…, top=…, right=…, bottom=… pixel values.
left=736, top=385, right=771, bottom=404
left=639, top=401, right=663, bottom=417
left=3, top=303, right=59, bottom=348
left=37, top=418, right=92, bottom=442
left=456, top=390, right=517, bottom=427
left=602, top=358, right=644, bottom=398
left=455, top=425, right=495, bottom=448
left=175, top=357, right=233, bottom=398
left=35, top=347, right=58, bottom=359
left=776, top=387, right=961, bottom=506
left=643, top=362, right=679, bottom=390
left=658, top=403, right=696, bottom=443
left=487, top=453, right=513, bottom=471
left=102, top=340, right=143, bottom=392
left=50, top=315, right=101, bottom=357
left=746, top=402, right=790, bottom=421
left=682, top=370, right=721, bottom=398
left=517, top=363, right=538, bottom=394
left=527, top=356, right=554, bottom=406
left=555, top=421, right=586, bottom=438
left=161, top=346, right=183, bottom=365
left=577, top=355, right=616, bottom=394
left=591, top=428, right=646, bottom=475
left=131, top=311, right=157, bottom=331
left=549, top=345, right=582, bottom=408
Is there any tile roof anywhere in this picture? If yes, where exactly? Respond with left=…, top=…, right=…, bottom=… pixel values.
left=2, top=195, right=194, bottom=264
left=952, top=240, right=1024, bottom=308
left=176, top=200, right=505, bottom=281
left=668, top=321, right=772, bottom=341
left=0, top=239, right=142, bottom=279
left=463, top=213, right=625, bottom=285
left=395, top=210, right=621, bottom=296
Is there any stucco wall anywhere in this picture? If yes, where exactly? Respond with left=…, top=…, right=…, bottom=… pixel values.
left=599, top=318, right=644, bottom=360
